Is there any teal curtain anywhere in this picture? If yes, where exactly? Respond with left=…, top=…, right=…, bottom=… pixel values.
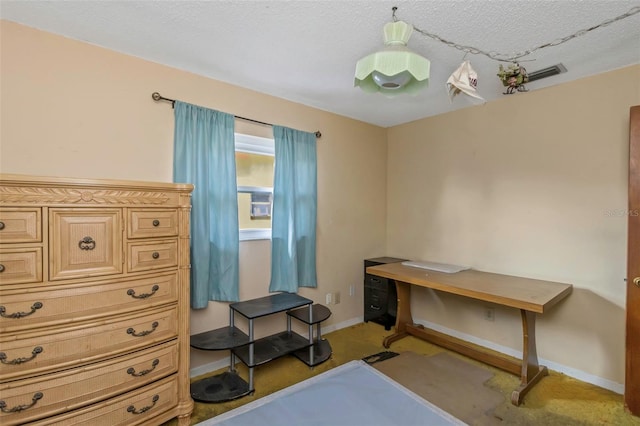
left=173, top=101, right=240, bottom=308
left=269, top=125, right=317, bottom=292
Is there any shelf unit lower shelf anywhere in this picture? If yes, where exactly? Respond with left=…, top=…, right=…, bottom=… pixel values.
left=287, top=304, right=333, bottom=366
left=232, top=331, right=311, bottom=367
left=190, top=370, right=252, bottom=402
left=292, top=339, right=332, bottom=366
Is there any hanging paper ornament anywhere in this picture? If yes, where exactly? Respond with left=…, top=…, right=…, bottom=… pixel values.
left=497, top=63, right=529, bottom=94
left=446, top=60, right=485, bottom=102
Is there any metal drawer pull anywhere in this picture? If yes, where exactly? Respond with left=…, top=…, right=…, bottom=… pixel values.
left=127, top=321, right=159, bottom=337
left=127, top=359, right=159, bottom=377
left=152, top=252, right=160, bottom=259
left=127, top=285, right=159, bottom=299
left=0, top=221, right=4, bottom=230
left=0, top=346, right=43, bottom=365
left=369, top=305, right=381, bottom=310
left=370, top=278, right=381, bottom=283
left=152, top=220, right=160, bottom=227
left=78, top=236, right=96, bottom=250
left=127, top=394, right=159, bottom=414
left=0, top=302, right=43, bottom=318
left=0, top=392, right=43, bottom=413
left=0, top=264, right=4, bottom=273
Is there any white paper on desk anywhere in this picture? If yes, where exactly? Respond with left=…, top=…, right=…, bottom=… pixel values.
left=401, top=260, right=470, bottom=274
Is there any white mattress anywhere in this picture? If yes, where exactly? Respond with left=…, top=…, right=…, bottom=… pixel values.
left=197, top=360, right=466, bottom=426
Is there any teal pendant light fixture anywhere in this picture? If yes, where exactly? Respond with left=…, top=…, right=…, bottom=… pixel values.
left=355, top=12, right=430, bottom=95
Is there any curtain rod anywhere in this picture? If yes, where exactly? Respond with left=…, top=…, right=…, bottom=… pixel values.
left=151, top=92, right=321, bottom=138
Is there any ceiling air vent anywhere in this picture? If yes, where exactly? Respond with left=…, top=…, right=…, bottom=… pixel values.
left=527, top=63, right=567, bottom=82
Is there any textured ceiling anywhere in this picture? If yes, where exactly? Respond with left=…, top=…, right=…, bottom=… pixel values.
left=2, top=0, right=639, bottom=127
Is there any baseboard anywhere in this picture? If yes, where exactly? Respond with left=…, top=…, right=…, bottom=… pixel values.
left=190, top=358, right=231, bottom=379
left=190, top=316, right=624, bottom=395
left=414, top=318, right=625, bottom=395
left=321, top=316, right=363, bottom=335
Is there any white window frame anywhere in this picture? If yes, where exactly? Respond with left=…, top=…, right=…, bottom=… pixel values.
left=236, top=133, right=274, bottom=241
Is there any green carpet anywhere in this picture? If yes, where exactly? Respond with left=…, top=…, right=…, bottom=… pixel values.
left=164, top=322, right=640, bottom=425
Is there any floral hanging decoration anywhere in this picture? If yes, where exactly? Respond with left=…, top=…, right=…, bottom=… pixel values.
left=497, top=63, right=529, bottom=94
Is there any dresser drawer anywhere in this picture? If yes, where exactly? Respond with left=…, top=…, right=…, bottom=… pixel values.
left=128, top=209, right=179, bottom=239
left=365, top=275, right=389, bottom=306
left=0, top=341, right=178, bottom=426
left=128, top=239, right=178, bottom=273
left=28, top=375, right=178, bottom=426
left=0, top=208, right=41, bottom=243
left=364, top=291, right=389, bottom=320
left=49, top=209, right=123, bottom=280
left=0, top=305, right=178, bottom=381
left=0, top=272, right=179, bottom=333
left=364, top=287, right=388, bottom=308
left=365, top=274, right=388, bottom=292
left=364, top=275, right=392, bottom=322
left=0, top=248, right=43, bottom=285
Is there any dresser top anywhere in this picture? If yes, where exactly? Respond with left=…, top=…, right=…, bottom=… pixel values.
left=0, top=173, right=193, bottom=191
left=0, top=173, right=193, bottom=207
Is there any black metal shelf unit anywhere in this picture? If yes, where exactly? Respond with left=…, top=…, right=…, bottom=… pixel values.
left=189, top=293, right=332, bottom=403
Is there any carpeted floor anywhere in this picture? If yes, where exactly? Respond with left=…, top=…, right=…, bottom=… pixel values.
left=164, top=321, right=640, bottom=425
left=373, top=351, right=504, bottom=425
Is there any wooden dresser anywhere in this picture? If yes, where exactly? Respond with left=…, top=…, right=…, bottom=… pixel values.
left=0, top=174, right=194, bottom=425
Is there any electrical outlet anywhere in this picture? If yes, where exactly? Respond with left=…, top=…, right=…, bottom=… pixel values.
left=349, top=284, right=355, bottom=297
left=334, top=291, right=341, bottom=304
left=325, top=293, right=332, bottom=305
left=484, top=307, right=495, bottom=322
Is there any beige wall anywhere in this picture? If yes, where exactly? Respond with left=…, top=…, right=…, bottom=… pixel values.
left=0, top=20, right=388, bottom=370
left=387, top=65, right=640, bottom=385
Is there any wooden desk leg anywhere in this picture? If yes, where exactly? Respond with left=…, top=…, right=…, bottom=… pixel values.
left=511, top=309, right=548, bottom=405
left=383, top=280, right=412, bottom=348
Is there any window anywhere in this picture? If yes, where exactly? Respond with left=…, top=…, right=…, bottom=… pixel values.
left=235, top=133, right=274, bottom=241
left=250, top=192, right=272, bottom=219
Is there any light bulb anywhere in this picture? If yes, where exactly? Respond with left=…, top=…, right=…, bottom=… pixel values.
left=371, top=70, right=412, bottom=89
